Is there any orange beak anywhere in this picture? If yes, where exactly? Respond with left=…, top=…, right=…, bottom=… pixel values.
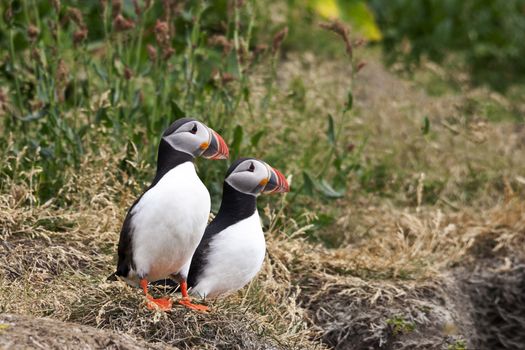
left=201, top=129, right=229, bottom=160
left=262, top=166, right=290, bottom=194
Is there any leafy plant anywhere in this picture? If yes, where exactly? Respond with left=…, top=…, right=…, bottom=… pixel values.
left=448, top=339, right=467, bottom=350
left=297, top=20, right=367, bottom=201
left=386, top=315, right=415, bottom=335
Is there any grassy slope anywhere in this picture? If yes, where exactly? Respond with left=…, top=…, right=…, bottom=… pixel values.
left=1, top=47, right=525, bottom=349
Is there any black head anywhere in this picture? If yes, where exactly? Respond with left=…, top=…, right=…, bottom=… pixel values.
left=161, top=118, right=229, bottom=160
left=224, top=157, right=290, bottom=196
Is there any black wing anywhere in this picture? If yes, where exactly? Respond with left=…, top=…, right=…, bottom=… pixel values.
left=112, top=193, right=146, bottom=279
left=114, top=209, right=136, bottom=278
left=186, top=230, right=214, bottom=288
left=187, top=213, right=236, bottom=288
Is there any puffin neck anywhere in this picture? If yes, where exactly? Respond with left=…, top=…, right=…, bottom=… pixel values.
left=215, top=182, right=257, bottom=222
left=151, top=139, right=194, bottom=187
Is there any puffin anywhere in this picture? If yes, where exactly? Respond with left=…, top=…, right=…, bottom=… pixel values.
left=111, top=118, right=229, bottom=311
left=186, top=157, right=289, bottom=300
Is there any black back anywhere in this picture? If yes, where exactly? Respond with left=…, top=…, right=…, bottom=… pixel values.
left=187, top=159, right=257, bottom=287
left=114, top=122, right=195, bottom=279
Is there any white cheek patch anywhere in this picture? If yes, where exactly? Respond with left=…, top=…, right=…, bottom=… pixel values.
left=226, top=172, right=258, bottom=195
left=163, top=130, right=209, bottom=157
left=164, top=133, right=196, bottom=156
left=258, top=163, right=272, bottom=183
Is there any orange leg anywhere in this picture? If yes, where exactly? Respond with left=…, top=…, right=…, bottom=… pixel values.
left=140, top=278, right=172, bottom=311
left=177, top=280, right=209, bottom=312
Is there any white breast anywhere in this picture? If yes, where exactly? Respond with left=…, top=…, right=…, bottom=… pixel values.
left=190, top=211, right=266, bottom=298
left=129, top=162, right=210, bottom=282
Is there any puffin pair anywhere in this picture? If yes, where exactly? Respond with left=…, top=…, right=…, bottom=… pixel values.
left=110, top=118, right=289, bottom=311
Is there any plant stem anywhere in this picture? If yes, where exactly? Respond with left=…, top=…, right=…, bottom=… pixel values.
left=8, top=28, right=24, bottom=116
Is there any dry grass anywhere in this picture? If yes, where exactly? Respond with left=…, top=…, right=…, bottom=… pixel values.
left=1, top=52, right=525, bottom=349
left=0, top=150, right=319, bottom=349
left=2, top=170, right=523, bottom=348
left=271, top=198, right=524, bottom=348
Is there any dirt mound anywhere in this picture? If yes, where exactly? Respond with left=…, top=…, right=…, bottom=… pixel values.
left=299, top=276, right=470, bottom=350
left=462, top=261, right=525, bottom=349
left=0, top=313, right=169, bottom=349
left=66, top=281, right=286, bottom=350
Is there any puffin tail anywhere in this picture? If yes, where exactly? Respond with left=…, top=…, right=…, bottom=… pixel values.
left=106, top=272, right=118, bottom=282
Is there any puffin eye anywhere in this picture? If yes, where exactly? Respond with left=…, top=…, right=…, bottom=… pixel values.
left=190, top=124, right=198, bottom=134
left=248, top=162, right=255, bottom=172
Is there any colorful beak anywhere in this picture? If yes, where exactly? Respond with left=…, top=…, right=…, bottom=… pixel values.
left=263, top=166, right=290, bottom=194
left=202, top=129, right=229, bottom=160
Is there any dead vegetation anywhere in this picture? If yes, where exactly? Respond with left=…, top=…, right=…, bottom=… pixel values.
left=463, top=263, right=525, bottom=349
left=1, top=53, right=525, bottom=349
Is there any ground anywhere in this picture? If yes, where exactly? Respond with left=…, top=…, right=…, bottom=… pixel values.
left=1, top=51, right=524, bottom=349
left=0, top=313, right=168, bottom=350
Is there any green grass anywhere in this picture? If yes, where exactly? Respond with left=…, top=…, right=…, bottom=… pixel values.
left=1, top=0, right=265, bottom=202
left=386, top=315, right=415, bottom=336
left=448, top=340, right=467, bottom=350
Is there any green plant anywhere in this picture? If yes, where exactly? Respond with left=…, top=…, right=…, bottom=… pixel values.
left=0, top=0, right=284, bottom=205
left=386, top=315, right=415, bottom=335
left=448, top=339, right=467, bottom=350
left=299, top=20, right=367, bottom=200
left=368, top=0, right=525, bottom=90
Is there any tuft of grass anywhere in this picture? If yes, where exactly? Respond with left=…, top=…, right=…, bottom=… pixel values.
left=386, top=315, right=415, bottom=336
left=448, top=339, right=467, bottom=350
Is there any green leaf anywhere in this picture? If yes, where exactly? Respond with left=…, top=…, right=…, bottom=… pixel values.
left=78, top=125, right=90, bottom=138
left=92, top=63, right=108, bottom=82
left=95, top=107, right=108, bottom=123
left=113, top=59, right=125, bottom=76
left=170, top=100, right=186, bottom=119
left=327, top=114, right=336, bottom=145
left=302, top=171, right=316, bottom=196
left=319, top=179, right=345, bottom=198
left=333, top=157, right=343, bottom=171
left=344, top=91, right=353, bottom=113
left=20, top=108, right=48, bottom=122
left=314, top=213, right=336, bottom=227
left=242, top=86, right=251, bottom=102
left=111, top=87, right=120, bottom=105
left=231, top=125, right=244, bottom=157
left=250, top=130, right=265, bottom=148
left=422, top=116, right=430, bottom=135
left=302, top=171, right=345, bottom=198
left=132, top=90, right=142, bottom=109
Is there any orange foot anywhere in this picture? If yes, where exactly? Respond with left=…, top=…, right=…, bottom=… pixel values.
left=178, top=298, right=210, bottom=312
left=146, top=295, right=173, bottom=311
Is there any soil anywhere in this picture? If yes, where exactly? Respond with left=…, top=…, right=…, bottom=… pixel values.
left=299, top=260, right=525, bottom=350
left=0, top=313, right=170, bottom=350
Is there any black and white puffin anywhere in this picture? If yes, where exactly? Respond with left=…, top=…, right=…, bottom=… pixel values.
left=186, top=157, right=289, bottom=299
left=111, top=118, right=229, bottom=311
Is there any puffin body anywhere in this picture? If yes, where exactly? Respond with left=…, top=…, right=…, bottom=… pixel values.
left=125, top=162, right=210, bottom=283
left=113, top=118, right=228, bottom=311
left=187, top=158, right=289, bottom=299
left=189, top=208, right=266, bottom=298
